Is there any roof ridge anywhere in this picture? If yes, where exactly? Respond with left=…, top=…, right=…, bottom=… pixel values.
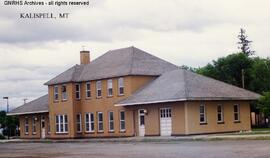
left=182, top=69, right=189, bottom=99
left=129, top=46, right=135, bottom=74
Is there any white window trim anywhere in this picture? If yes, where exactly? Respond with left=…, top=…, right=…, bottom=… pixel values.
left=108, top=111, right=114, bottom=132
left=118, top=78, right=124, bottom=96
left=86, top=82, right=91, bottom=98
left=32, top=116, right=37, bottom=135
left=75, top=84, right=81, bottom=100
left=98, top=112, right=104, bottom=132
left=25, top=117, right=29, bottom=135
left=107, top=79, right=113, bottom=97
left=234, top=104, right=240, bottom=122
left=96, top=81, right=102, bottom=98
left=76, top=114, right=82, bottom=133
left=62, top=84, right=67, bottom=101
left=217, top=104, right=224, bottom=123
left=199, top=104, right=207, bottom=124
left=120, top=110, right=126, bottom=131
left=55, top=114, right=68, bottom=134
left=54, top=85, right=59, bottom=101
left=85, top=113, right=94, bottom=132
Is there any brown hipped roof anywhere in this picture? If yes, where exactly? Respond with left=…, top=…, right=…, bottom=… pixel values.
left=116, top=69, right=261, bottom=106
left=44, top=46, right=178, bottom=85
left=7, top=95, right=48, bottom=116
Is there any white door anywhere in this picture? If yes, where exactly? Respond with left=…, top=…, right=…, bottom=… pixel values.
left=160, top=108, right=172, bottom=136
left=138, top=109, right=145, bottom=136
left=41, top=116, right=46, bottom=139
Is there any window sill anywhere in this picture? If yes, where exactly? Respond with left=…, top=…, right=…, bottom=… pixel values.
left=108, top=130, right=115, bottom=133
left=53, top=100, right=59, bottom=103
left=234, top=120, right=241, bottom=123
left=61, top=99, right=67, bottom=102
left=97, top=131, right=104, bottom=133
left=119, top=130, right=126, bottom=133
left=25, top=133, right=29, bottom=135
left=200, top=122, right=207, bottom=125
left=85, top=131, right=95, bottom=134
left=75, top=99, right=81, bottom=101
left=118, top=94, right=124, bottom=97
left=55, top=132, right=68, bottom=135
left=85, top=97, right=91, bottom=100
left=32, top=133, right=37, bottom=135
left=77, top=131, right=82, bottom=134
left=217, top=122, right=225, bottom=124
left=107, top=96, right=113, bottom=98
left=96, top=96, right=102, bottom=99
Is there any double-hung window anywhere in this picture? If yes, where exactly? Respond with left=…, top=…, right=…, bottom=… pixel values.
left=118, top=78, right=124, bottom=95
left=217, top=104, right=224, bottom=123
left=54, top=86, right=59, bottom=101
left=55, top=115, right=68, bottom=133
left=76, top=114, right=82, bottom=133
left=107, top=79, right=113, bottom=97
left=96, top=81, right=102, bottom=98
left=75, top=84, right=81, bottom=100
left=120, top=111, right=126, bottom=131
left=25, top=117, right=29, bottom=134
left=234, top=104, right=240, bottom=122
left=108, top=111, right=114, bottom=132
left=86, top=82, right=91, bottom=98
left=32, top=116, right=37, bottom=134
left=200, top=104, right=206, bottom=124
left=98, top=112, right=103, bottom=132
left=62, top=85, right=67, bottom=101
left=85, top=113, right=94, bottom=132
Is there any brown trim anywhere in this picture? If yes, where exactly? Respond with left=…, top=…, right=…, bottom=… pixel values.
left=234, top=121, right=241, bottom=123
left=55, top=132, right=69, bottom=135
left=200, top=122, right=207, bottom=125
left=217, top=122, right=225, bottom=124
left=144, top=134, right=160, bottom=137
left=182, top=130, right=246, bottom=136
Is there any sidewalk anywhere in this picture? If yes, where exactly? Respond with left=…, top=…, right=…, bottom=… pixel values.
left=1, top=133, right=270, bottom=143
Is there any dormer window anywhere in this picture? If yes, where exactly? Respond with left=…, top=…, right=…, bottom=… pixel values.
left=118, top=77, right=124, bottom=95
left=96, top=81, right=102, bottom=98
left=86, top=82, right=91, bottom=98
left=62, top=85, right=67, bottom=101
left=54, top=86, right=59, bottom=101
left=107, top=79, right=113, bottom=97
left=75, top=84, right=81, bottom=100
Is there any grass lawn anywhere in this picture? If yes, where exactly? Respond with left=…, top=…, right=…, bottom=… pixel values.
left=227, top=128, right=270, bottom=135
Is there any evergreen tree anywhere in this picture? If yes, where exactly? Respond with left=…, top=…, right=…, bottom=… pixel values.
left=237, top=28, right=255, bottom=56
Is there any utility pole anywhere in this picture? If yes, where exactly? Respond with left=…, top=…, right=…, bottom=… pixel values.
left=2, top=97, right=9, bottom=139
left=3, top=97, right=9, bottom=113
left=241, top=69, right=245, bottom=89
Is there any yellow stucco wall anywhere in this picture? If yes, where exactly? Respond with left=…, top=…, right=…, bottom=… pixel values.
left=185, top=101, right=251, bottom=135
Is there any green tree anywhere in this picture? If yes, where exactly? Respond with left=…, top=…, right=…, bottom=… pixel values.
left=249, top=57, right=270, bottom=93
left=0, top=111, right=19, bottom=137
left=258, top=92, right=270, bottom=117
left=197, top=53, right=253, bottom=88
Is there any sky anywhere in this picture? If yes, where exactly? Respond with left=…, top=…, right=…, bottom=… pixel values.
left=0, top=0, right=269, bottom=110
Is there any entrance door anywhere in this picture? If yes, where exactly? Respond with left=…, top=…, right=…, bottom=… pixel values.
left=160, top=108, right=172, bottom=136
left=138, top=109, right=145, bottom=136
left=41, top=116, right=46, bottom=139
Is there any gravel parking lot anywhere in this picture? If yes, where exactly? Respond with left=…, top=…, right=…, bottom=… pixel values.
left=0, top=140, right=270, bottom=158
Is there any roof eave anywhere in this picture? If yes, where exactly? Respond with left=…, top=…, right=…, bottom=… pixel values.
left=7, top=110, right=49, bottom=116
left=115, top=97, right=259, bottom=107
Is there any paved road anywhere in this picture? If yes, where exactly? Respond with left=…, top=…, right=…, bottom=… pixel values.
left=0, top=140, right=270, bottom=158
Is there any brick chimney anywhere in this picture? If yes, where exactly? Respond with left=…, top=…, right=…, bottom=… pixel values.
left=80, top=50, right=90, bottom=65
